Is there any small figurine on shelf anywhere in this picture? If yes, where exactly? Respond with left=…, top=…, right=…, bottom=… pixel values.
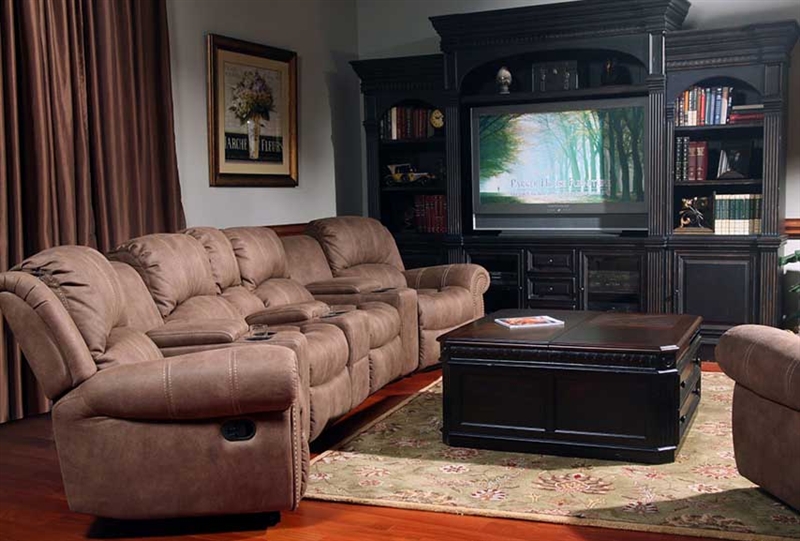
left=384, top=163, right=434, bottom=186
left=600, top=57, right=631, bottom=86
left=496, top=66, right=512, bottom=94
left=675, top=196, right=713, bottom=234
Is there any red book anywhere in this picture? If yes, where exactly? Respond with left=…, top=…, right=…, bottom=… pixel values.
left=687, top=141, right=697, bottom=181
left=698, top=91, right=705, bottom=126
left=695, top=141, right=708, bottom=180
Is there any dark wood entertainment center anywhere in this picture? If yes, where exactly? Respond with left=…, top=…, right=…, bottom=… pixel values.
left=351, top=0, right=799, bottom=360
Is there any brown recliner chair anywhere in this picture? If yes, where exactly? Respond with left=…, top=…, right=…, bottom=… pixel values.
left=0, top=246, right=306, bottom=519
left=307, top=216, right=490, bottom=367
left=715, top=325, right=800, bottom=510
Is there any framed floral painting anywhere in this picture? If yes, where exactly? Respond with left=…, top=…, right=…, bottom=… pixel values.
left=207, top=34, right=298, bottom=186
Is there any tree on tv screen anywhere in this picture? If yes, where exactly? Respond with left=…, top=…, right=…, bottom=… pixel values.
left=479, top=107, right=645, bottom=205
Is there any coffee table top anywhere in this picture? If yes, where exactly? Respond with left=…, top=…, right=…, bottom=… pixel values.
left=440, top=309, right=702, bottom=358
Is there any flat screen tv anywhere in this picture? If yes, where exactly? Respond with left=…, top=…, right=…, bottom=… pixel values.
left=471, top=98, right=648, bottom=232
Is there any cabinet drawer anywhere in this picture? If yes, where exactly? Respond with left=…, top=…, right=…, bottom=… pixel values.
left=528, top=251, right=574, bottom=274
left=528, top=277, right=575, bottom=300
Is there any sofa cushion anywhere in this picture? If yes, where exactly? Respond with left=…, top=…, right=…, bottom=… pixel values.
left=109, top=234, right=217, bottom=318
left=16, top=246, right=125, bottom=358
left=110, top=261, right=163, bottom=333
left=246, top=301, right=330, bottom=326
left=166, top=295, right=243, bottom=322
left=253, top=278, right=314, bottom=308
left=224, top=227, right=288, bottom=289
left=147, top=319, right=249, bottom=349
left=308, top=216, right=405, bottom=274
left=184, top=227, right=241, bottom=291
left=417, top=287, right=476, bottom=330
left=281, top=235, right=333, bottom=285
left=221, top=286, right=265, bottom=317
left=96, top=327, right=163, bottom=370
left=337, top=264, right=407, bottom=290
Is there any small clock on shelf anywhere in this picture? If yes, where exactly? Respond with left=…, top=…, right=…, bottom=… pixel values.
left=429, top=109, right=444, bottom=135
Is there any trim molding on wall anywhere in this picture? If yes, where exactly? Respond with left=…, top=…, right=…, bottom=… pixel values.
left=785, top=219, right=800, bottom=239
left=269, top=223, right=307, bottom=237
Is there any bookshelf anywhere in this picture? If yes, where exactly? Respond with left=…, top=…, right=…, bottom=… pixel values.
left=351, top=55, right=450, bottom=267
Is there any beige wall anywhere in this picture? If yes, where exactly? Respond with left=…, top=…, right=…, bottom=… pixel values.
left=167, top=0, right=361, bottom=228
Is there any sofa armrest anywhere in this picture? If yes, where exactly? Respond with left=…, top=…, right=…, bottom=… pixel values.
left=245, top=301, right=329, bottom=326
left=306, top=276, right=382, bottom=295
left=716, top=324, right=800, bottom=411
left=78, top=345, right=300, bottom=420
left=147, top=318, right=248, bottom=348
left=403, top=264, right=490, bottom=318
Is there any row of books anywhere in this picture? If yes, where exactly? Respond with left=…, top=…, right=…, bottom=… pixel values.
left=713, top=193, right=762, bottom=235
left=380, top=107, right=436, bottom=140
left=674, top=137, right=708, bottom=181
left=674, top=86, right=763, bottom=126
left=413, top=195, right=447, bottom=233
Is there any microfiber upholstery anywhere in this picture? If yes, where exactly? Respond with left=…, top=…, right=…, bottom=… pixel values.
left=225, top=227, right=289, bottom=288
left=307, top=216, right=405, bottom=274
left=184, top=227, right=242, bottom=291
left=109, top=234, right=217, bottom=318
left=16, top=246, right=127, bottom=358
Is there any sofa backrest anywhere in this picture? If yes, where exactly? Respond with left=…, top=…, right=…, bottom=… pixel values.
left=0, top=269, right=96, bottom=400
left=184, top=227, right=242, bottom=292
left=110, top=261, right=163, bottom=333
left=281, top=235, right=333, bottom=286
left=109, top=233, right=218, bottom=318
left=224, top=227, right=314, bottom=308
left=1, top=246, right=164, bottom=399
left=307, top=217, right=407, bottom=288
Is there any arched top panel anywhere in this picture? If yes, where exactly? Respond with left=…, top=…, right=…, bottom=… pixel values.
left=459, top=48, right=648, bottom=97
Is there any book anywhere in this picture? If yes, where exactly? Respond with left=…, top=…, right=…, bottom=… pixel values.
left=494, top=315, right=565, bottom=329
left=695, top=141, right=708, bottom=180
left=687, top=141, right=697, bottom=181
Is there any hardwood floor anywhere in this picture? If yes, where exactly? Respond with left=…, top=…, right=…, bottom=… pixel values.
left=0, top=366, right=724, bottom=541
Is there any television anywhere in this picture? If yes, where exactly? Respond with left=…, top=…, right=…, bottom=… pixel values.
left=471, top=98, right=648, bottom=232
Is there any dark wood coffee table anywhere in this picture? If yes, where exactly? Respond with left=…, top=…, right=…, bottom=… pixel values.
left=439, top=310, right=702, bottom=464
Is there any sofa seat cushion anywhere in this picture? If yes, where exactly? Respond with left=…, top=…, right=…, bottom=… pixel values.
left=166, top=295, right=243, bottom=321
left=253, top=278, right=314, bottom=308
left=337, top=264, right=407, bottom=290
left=221, top=286, right=265, bottom=317
left=417, top=287, right=476, bottom=330
left=246, top=301, right=330, bottom=326
left=306, top=276, right=383, bottom=295
left=358, top=302, right=401, bottom=349
left=147, top=319, right=248, bottom=349
left=96, top=327, right=163, bottom=370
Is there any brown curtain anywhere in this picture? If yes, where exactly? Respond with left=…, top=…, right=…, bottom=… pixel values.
left=0, top=0, right=186, bottom=422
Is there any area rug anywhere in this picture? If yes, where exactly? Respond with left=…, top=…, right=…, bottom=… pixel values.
left=307, top=373, right=800, bottom=540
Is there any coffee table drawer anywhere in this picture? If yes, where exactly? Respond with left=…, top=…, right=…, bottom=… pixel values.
left=528, top=277, right=575, bottom=301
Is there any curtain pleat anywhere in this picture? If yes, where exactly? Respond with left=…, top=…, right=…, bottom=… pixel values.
left=0, top=0, right=185, bottom=423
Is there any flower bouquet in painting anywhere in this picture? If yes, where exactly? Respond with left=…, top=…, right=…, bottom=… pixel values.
left=228, top=70, right=275, bottom=160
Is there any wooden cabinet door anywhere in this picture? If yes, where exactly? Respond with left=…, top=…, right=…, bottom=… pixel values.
left=674, top=252, right=756, bottom=328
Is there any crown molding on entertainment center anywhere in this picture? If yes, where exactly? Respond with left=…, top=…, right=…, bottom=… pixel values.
left=351, top=0, right=799, bottom=359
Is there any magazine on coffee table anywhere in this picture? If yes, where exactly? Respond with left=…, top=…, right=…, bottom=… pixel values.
left=494, top=315, right=565, bottom=329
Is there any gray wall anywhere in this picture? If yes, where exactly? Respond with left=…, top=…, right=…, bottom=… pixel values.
left=167, top=0, right=362, bottom=228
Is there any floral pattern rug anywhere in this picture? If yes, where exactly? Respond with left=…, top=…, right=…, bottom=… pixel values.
left=307, top=373, right=800, bottom=541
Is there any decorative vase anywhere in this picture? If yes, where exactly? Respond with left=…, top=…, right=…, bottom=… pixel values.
left=247, top=117, right=261, bottom=160
left=496, top=66, right=512, bottom=94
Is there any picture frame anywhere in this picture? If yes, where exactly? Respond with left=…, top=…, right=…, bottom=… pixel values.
left=207, top=34, right=298, bottom=187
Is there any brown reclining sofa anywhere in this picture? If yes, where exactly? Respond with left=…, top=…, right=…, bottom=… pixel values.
left=0, top=216, right=489, bottom=519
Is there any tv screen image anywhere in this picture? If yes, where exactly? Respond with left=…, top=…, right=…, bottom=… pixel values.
left=477, top=103, right=645, bottom=207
